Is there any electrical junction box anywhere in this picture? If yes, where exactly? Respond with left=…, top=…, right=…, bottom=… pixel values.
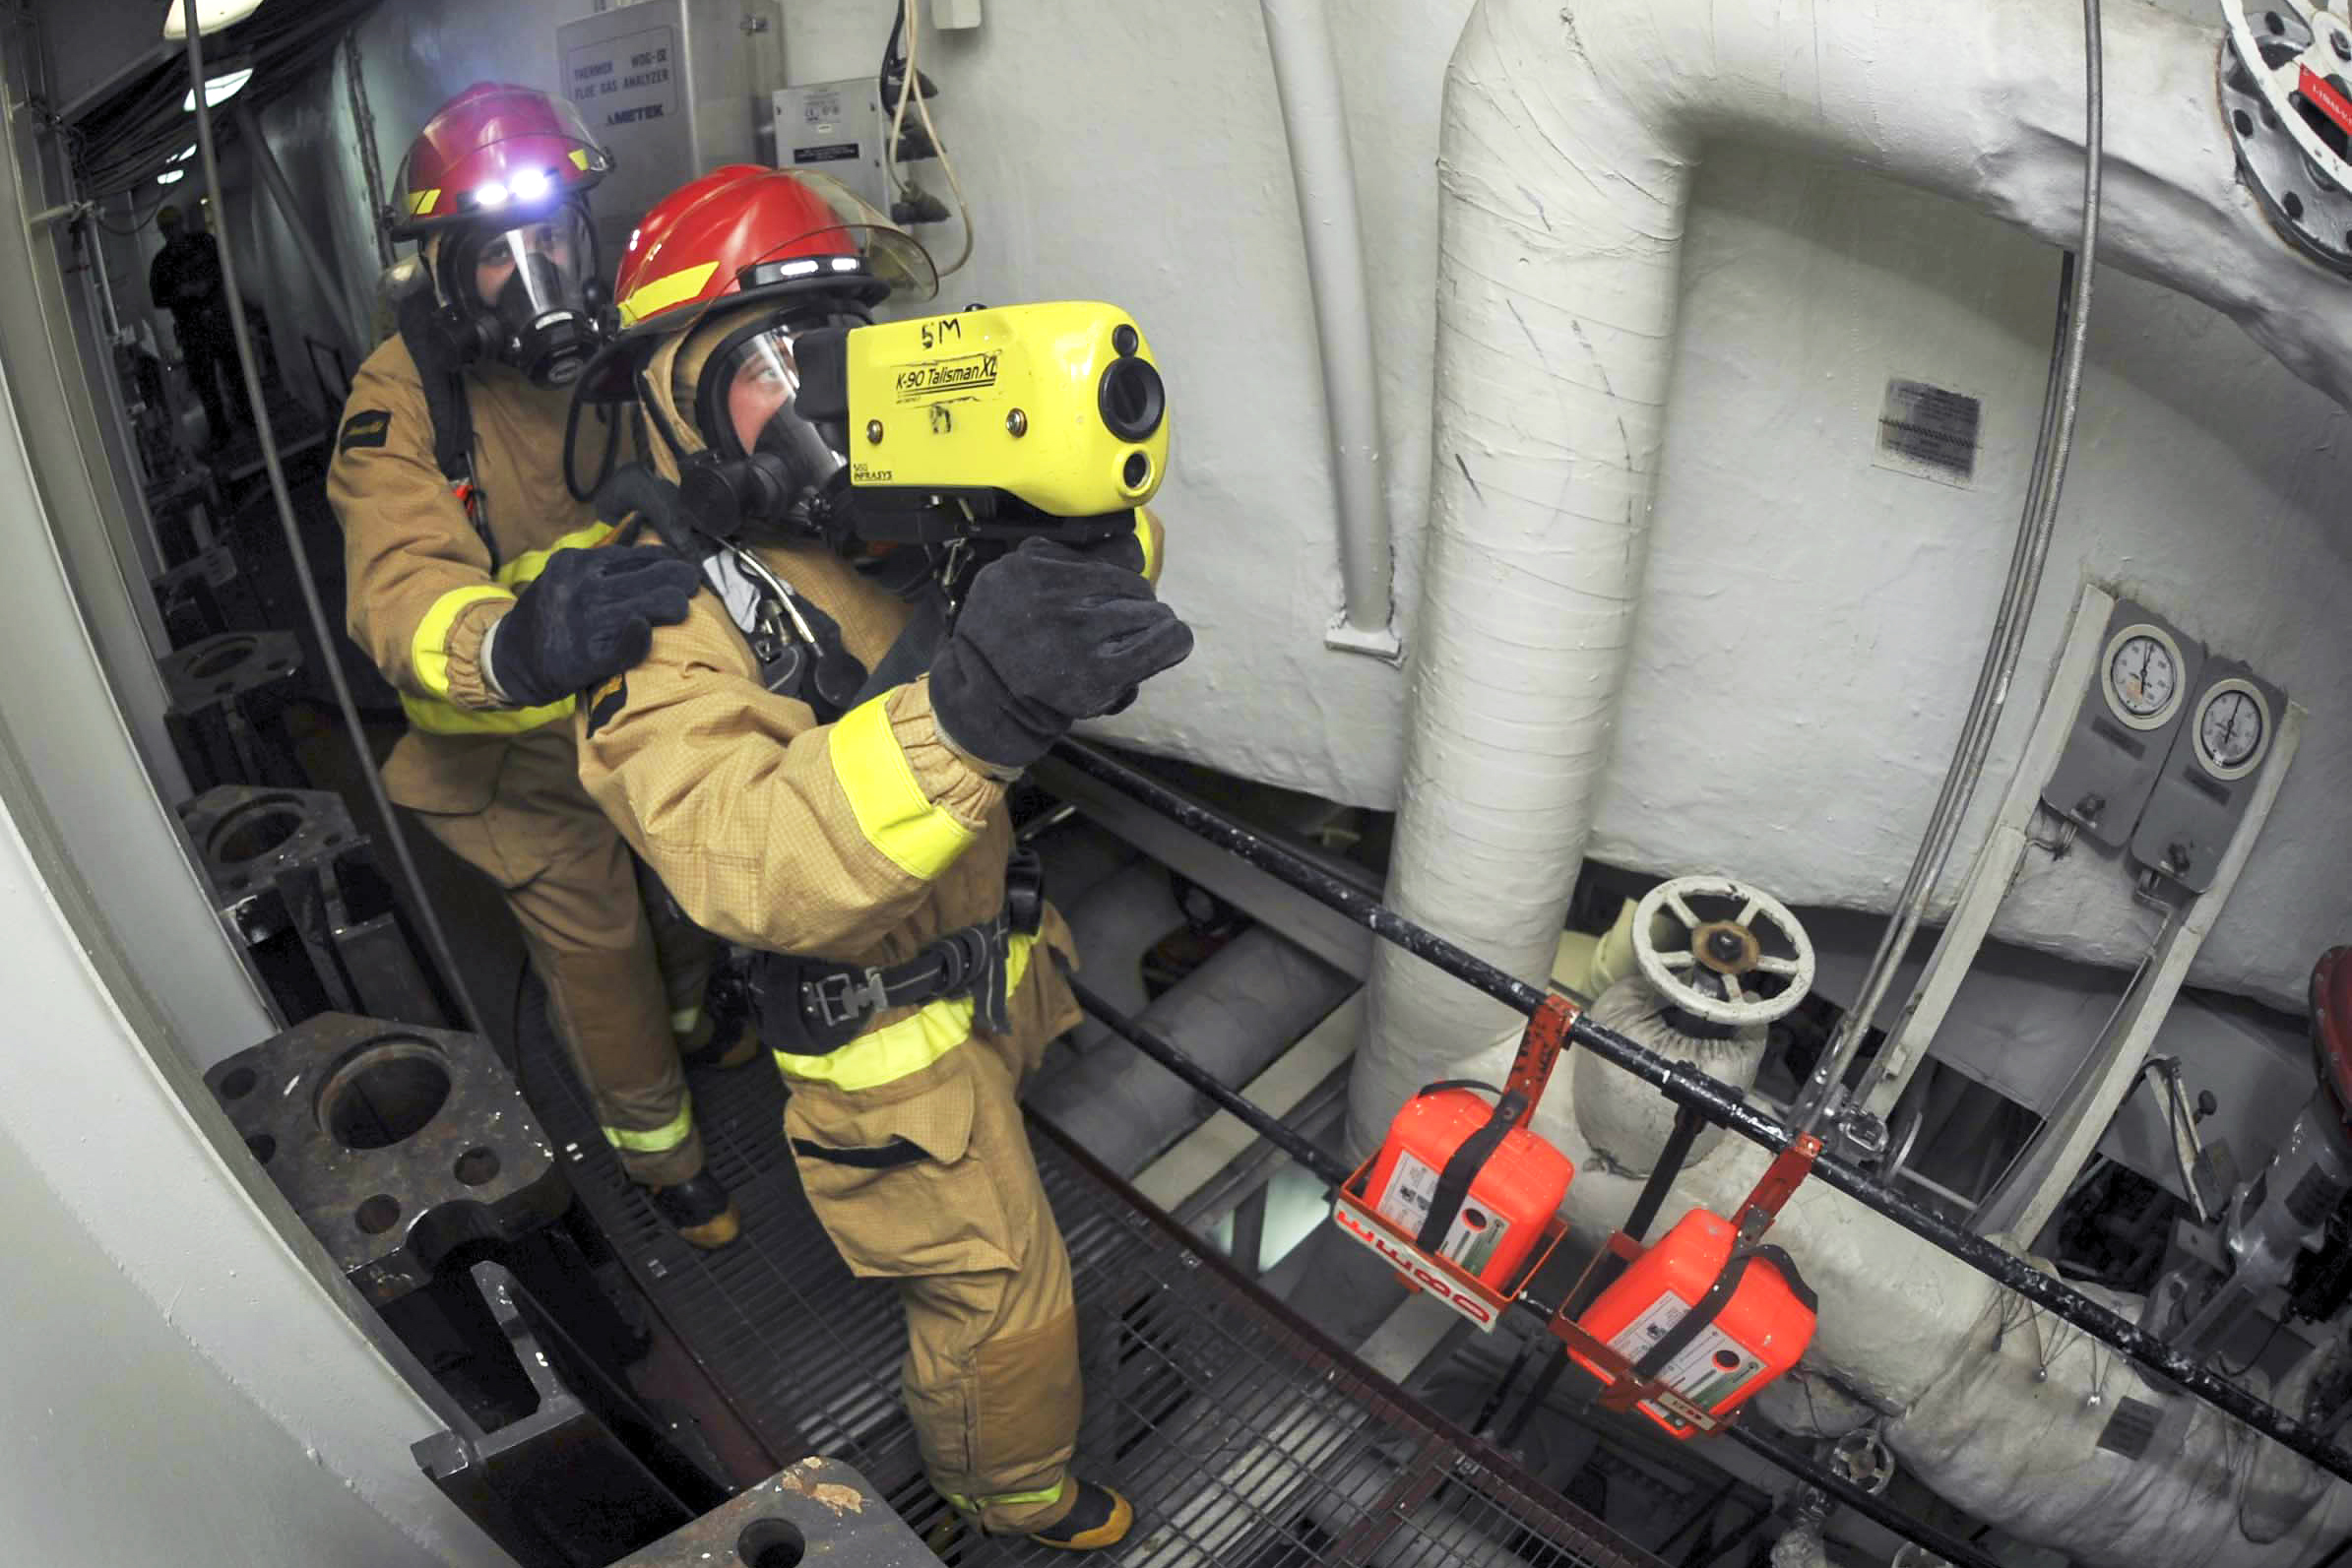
left=2039, top=596, right=2204, bottom=847
left=771, top=79, right=892, bottom=220
left=2130, top=657, right=2287, bottom=893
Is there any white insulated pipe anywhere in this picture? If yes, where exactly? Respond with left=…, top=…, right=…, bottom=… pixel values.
left=1355, top=0, right=2352, bottom=1156
left=1258, top=0, right=1400, bottom=658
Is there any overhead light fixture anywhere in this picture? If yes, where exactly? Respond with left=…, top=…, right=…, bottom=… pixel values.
left=169, top=144, right=197, bottom=163
left=180, top=66, right=254, bottom=112
left=162, top=0, right=268, bottom=40
left=157, top=168, right=186, bottom=185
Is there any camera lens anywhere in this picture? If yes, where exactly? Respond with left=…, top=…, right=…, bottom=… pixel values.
left=1098, top=356, right=1165, bottom=442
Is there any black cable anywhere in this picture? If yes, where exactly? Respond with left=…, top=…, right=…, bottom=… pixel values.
left=179, top=13, right=483, bottom=1035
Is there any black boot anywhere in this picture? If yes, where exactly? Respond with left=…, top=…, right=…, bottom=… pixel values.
left=1025, top=1479, right=1134, bottom=1551
left=649, top=1170, right=740, bottom=1249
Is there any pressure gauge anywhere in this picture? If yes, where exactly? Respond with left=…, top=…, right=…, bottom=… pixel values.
left=2100, top=623, right=2187, bottom=731
left=2193, top=678, right=2272, bottom=781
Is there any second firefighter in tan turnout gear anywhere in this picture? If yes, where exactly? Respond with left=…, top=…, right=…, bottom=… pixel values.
left=328, top=84, right=749, bottom=1248
left=569, top=164, right=1191, bottom=1547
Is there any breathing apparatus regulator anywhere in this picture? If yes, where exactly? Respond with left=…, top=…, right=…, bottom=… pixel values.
left=568, top=164, right=1169, bottom=598
left=387, top=84, right=617, bottom=391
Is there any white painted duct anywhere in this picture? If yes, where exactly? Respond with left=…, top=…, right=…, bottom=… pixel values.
left=1357, top=0, right=2352, bottom=1152
left=1444, top=1021, right=2352, bottom=1566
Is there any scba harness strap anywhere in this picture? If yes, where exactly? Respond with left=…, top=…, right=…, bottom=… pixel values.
left=753, top=850, right=1046, bottom=1058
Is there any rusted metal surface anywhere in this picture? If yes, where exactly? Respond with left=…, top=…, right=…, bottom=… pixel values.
left=206, top=1010, right=566, bottom=1302
left=613, top=1457, right=938, bottom=1568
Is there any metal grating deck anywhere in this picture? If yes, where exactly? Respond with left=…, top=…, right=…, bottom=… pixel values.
left=515, top=993, right=1663, bottom=1568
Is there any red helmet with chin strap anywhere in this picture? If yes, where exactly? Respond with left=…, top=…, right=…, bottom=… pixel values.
left=390, top=84, right=610, bottom=238
left=617, top=166, right=933, bottom=331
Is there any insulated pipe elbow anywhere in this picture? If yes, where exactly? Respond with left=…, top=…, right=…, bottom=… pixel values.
left=1360, top=0, right=2352, bottom=1146
left=1367, top=0, right=2352, bottom=1554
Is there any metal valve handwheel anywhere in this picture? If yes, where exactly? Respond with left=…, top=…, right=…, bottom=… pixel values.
left=2222, top=0, right=2352, bottom=273
left=1631, top=875, right=1815, bottom=1028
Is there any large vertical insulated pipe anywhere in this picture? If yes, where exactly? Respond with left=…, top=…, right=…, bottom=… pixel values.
left=1355, top=0, right=2352, bottom=1154
left=1258, top=0, right=1399, bottom=658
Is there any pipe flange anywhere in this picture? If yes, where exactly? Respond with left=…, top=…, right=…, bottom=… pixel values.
left=1631, top=875, right=1814, bottom=1028
left=2221, top=0, right=2352, bottom=274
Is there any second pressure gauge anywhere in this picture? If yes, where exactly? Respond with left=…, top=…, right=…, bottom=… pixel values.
left=2101, top=623, right=2186, bottom=731
left=2193, top=678, right=2272, bottom=780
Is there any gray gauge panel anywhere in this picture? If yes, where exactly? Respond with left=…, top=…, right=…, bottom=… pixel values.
left=2040, top=598, right=2205, bottom=847
left=2130, top=659, right=2287, bottom=893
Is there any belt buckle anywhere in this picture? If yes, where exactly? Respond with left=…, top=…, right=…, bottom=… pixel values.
left=809, top=967, right=890, bottom=1029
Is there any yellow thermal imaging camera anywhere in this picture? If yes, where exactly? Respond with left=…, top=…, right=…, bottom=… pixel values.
left=792, top=301, right=1168, bottom=547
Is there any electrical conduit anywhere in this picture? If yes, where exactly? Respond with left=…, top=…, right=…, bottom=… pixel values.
left=1258, top=0, right=1399, bottom=658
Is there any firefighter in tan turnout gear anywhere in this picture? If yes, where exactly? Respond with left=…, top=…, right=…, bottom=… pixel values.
left=327, top=85, right=752, bottom=1248
left=565, top=164, right=1192, bottom=1549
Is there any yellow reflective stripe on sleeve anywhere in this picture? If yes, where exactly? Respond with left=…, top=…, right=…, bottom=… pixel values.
left=412, top=584, right=514, bottom=702
left=828, top=693, right=976, bottom=881
left=604, top=1094, right=695, bottom=1155
left=493, top=521, right=615, bottom=590
left=1135, top=507, right=1159, bottom=581
left=776, top=936, right=1036, bottom=1093
left=618, top=261, right=720, bottom=328
left=399, top=691, right=573, bottom=735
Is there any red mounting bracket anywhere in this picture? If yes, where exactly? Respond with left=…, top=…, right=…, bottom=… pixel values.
left=1501, top=991, right=1580, bottom=1128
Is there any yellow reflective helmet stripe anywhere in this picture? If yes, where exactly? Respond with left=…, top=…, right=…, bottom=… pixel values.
left=604, top=1094, right=695, bottom=1155
left=776, top=936, right=1036, bottom=1094
left=412, top=584, right=515, bottom=702
left=618, top=261, right=720, bottom=329
left=569, top=148, right=592, bottom=171
left=829, top=693, right=976, bottom=881
left=493, top=521, right=614, bottom=590
left=409, top=187, right=441, bottom=216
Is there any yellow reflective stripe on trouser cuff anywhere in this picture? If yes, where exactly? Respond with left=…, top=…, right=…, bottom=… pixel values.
left=829, top=694, right=976, bottom=881
left=494, top=520, right=615, bottom=590
left=777, top=935, right=1035, bottom=1093
left=943, top=1478, right=1068, bottom=1515
left=411, top=584, right=515, bottom=702
left=604, top=1096, right=695, bottom=1155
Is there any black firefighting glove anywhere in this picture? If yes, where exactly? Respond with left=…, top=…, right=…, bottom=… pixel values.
left=929, top=535, right=1193, bottom=773
left=485, top=545, right=700, bottom=709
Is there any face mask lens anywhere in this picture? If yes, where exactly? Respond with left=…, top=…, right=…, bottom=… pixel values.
left=709, top=326, right=846, bottom=508
left=462, top=209, right=596, bottom=384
